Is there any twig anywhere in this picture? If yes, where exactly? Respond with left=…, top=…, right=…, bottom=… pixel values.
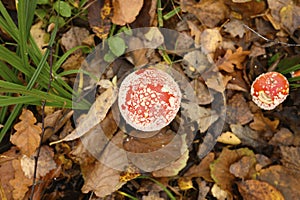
left=243, top=24, right=300, bottom=47
left=29, top=45, right=53, bottom=200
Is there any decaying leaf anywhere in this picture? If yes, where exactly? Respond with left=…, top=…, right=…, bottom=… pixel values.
left=280, top=146, right=300, bottom=171
left=9, top=159, right=32, bottom=200
left=61, top=53, right=85, bottom=70
left=50, top=84, right=118, bottom=144
left=30, top=21, right=49, bottom=54
left=183, top=50, right=212, bottom=77
left=190, top=80, right=214, bottom=105
left=142, top=191, right=165, bottom=200
left=223, top=19, right=246, bottom=38
left=111, top=0, right=144, bottom=25
left=210, top=148, right=256, bottom=193
left=61, top=26, right=90, bottom=52
left=211, top=183, right=230, bottom=200
left=229, top=155, right=256, bottom=179
left=216, top=47, right=250, bottom=73
left=269, top=128, right=294, bottom=146
left=10, top=109, right=41, bottom=157
left=152, top=150, right=189, bottom=177
left=178, top=177, right=194, bottom=190
left=184, top=152, right=215, bottom=182
left=258, top=165, right=300, bottom=200
left=20, top=146, right=56, bottom=179
left=81, top=161, right=126, bottom=198
left=181, top=0, right=229, bottom=28
left=226, top=93, right=253, bottom=125
left=0, top=147, right=20, bottom=200
left=181, top=102, right=219, bottom=133
left=237, top=180, right=284, bottom=200
left=250, top=112, right=279, bottom=132
left=230, top=124, right=267, bottom=148
left=201, top=28, right=222, bottom=54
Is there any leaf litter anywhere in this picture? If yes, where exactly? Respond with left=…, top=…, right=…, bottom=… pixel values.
left=2, top=0, right=300, bottom=199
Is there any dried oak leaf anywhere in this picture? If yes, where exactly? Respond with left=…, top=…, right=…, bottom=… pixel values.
left=9, top=159, right=32, bottom=200
left=184, top=152, right=215, bottom=182
left=10, top=109, right=41, bottom=157
left=210, top=148, right=256, bottom=193
left=111, top=0, right=144, bottom=25
left=0, top=147, right=20, bottom=200
left=258, top=165, right=300, bottom=200
left=237, top=180, right=284, bottom=200
left=249, top=112, right=279, bottom=132
left=181, top=0, right=229, bottom=28
left=81, top=161, right=125, bottom=198
left=280, top=146, right=300, bottom=171
left=20, top=146, right=56, bottom=179
left=226, top=93, right=253, bottom=125
left=216, top=47, right=250, bottom=73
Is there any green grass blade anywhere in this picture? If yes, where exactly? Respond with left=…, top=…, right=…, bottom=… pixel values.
left=0, top=61, right=21, bottom=83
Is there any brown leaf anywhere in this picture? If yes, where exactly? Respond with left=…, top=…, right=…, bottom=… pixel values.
left=20, top=146, right=56, bottom=179
left=223, top=19, right=246, bottom=38
left=9, top=159, right=32, bottom=200
left=152, top=150, right=189, bottom=177
left=181, top=0, right=229, bottom=28
left=258, top=165, right=300, bottom=200
left=61, top=54, right=85, bottom=70
left=226, top=93, right=253, bottom=125
left=81, top=161, right=125, bottom=198
left=280, top=146, right=300, bottom=171
left=250, top=112, right=279, bottom=132
left=184, top=152, right=215, bottom=182
left=0, top=147, right=20, bottom=200
left=61, top=26, right=90, bottom=52
left=229, top=156, right=256, bottom=179
left=10, top=109, right=41, bottom=157
left=269, top=128, right=294, bottom=146
left=210, top=148, right=256, bottom=193
left=111, top=0, right=144, bottom=25
left=200, top=28, right=222, bottom=54
left=51, top=85, right=118, bottom=144
left=216, top=47, right=250, bottom=73
left=224, top=0, right=267, bottom=18
left=237, top=180, right=284, bottom=200
left=190, top=80, right=213, bottom=105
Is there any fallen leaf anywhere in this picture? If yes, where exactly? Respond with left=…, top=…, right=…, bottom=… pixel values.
left=237, top=180, right=284, bottom=200
left=229, top=156, right=256, bottom=179
left=178, top=177, right=194, bottom=190
left=224, top=0, right=267, bottom=18
left=280, top=146, right=300, bottom=171
left=210, top=148, right=256, bottom=193
left=223, top=19, right=246, bottom=38
left=258, top=165, right=300, bottom=200
left=81, top=161, right=126, bottom=198
left=9, top=159, right=32, bottom=200
left=230, top=124, right=267, bottom=148
left=20, top=146, right=56, bottom=179
left=181, top=102, right=219, bottom=133
left=50, top=84, right=118, bottom=144
left=211, top=183, right=231, bottom=200
left=127, top=37, right=148, bottom=67
left=181, top=0, right=229, bottom=28
left=88, top=0, right=112, bottom=39
left=143, top=27, right=164, bottom=48
left=200, top=28, right=222, bottom=54
left=187, top=20, right=201, bottom=46
left=190, top=79, right=214, bottom=105
left=142, top=191, right=165, bottom=200
left=0, top=147, right=20, bottom=200
left=183, top=50, right=212, bottom=77
left=250, top=112, right=279, bottom=132
left=216, top=47, right=250, bottom=73
left=61, top=53, right=85, bottom=70
left=205, top=72, right=226, bottom=93
left=226, top=93, right=253, bottom=125
left=111, top=0, right=144, bottom=25
left=217, top=131, right=241, bottom=145
left=152, top=150, right=189, bottom=177
left=30, top=21, right=49, bottom=54
left=196, top=179, right=210, bottom=200
left=61, top=26, right=89, bottom=52
left=269, top=128, right=294, bottom=146
left=184, top=152, right=215, bottom=182
left=10, top=109, right=41, bottom=157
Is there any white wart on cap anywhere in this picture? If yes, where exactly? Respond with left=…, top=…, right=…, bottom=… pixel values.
left=250, top=72, right=289, bottom=110
left=118, top=68, right=182, bottom=131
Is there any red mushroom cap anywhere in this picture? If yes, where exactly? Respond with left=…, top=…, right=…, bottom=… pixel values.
left=250, top=72, right=289, bottom=110
left=118, top=67, right=182, bottom=131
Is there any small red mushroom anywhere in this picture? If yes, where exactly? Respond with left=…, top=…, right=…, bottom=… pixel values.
left=250, top=71, right=289, bottom=110
left=118, top=67, right=182, bottom=131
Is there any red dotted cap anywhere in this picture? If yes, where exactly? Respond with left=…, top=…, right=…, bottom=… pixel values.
left=250, top=72, right=289, bottom=110
left=118, top=68, right=182, bottom=131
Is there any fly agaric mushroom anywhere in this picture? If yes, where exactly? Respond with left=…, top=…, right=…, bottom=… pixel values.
left=118, top=67, right=182, bottom=131
left=250, top=71, right=289, bottom=110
